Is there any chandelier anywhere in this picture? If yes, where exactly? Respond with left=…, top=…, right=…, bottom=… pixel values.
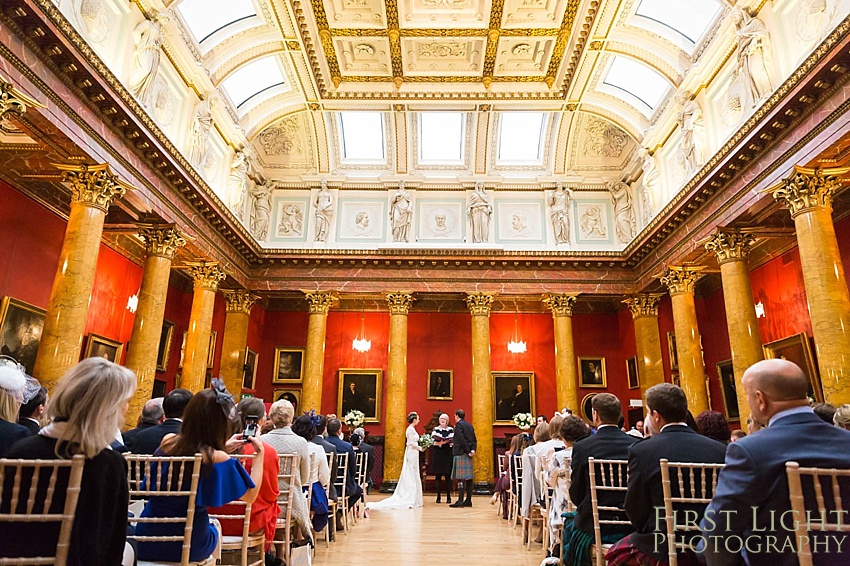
left=352, top=313, right=371, bottom=352
left=507, top=312, right=526, bottom=354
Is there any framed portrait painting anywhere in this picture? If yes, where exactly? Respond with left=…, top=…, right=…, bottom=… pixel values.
left=337, top=369, right=382, bottom=423
left=716, top=359, right=740, bottom=421
left=763, top=332, right=823, bottom=402
left=178, top=331, right=217, bottom=369
left=492, top=371, right=535, bottom=424
left=274, top=388, right=301, bottom=414
left=667, top=332, right=679, bottom=371
left=626, top=356, right=639, bottom=390
left=156, top=320, right=174, bottom=372
left=578, top=357, right=606, bottom=388
left=0, top=296, right=46, bottom=375
left=243, top=348, right=258, bottom=390
left=580, top=393, right=598, bottom=424
left=427, top=369, right=452, bottom=400
left=273, top=348, right=305, bottom=384
left=84, top=334, right=123, bottom=363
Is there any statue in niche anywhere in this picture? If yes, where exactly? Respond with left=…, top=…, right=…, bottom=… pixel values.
left=249, top=181, right=272, bottom=240
left=638, top=148, right=659, bottom=222
left=227, top=151, right=249, bottom=221
left=609, top=180, right=637, bottom=243
left=389, top=181, right=412, bottom=243
left=314, top=180, right=334, bottom=243
left=548, top=182, right=571, bottom=245
left=676, top=93, right=706, bottom=176
left=580, top=206, right=607, bottom=239
left=187, top=97, right=213, bottom=170
left=128, top=16, right=164, bottom=107
left=732, top=8, right=773, bottom=108
left=467, top=181, right=492, bottom=243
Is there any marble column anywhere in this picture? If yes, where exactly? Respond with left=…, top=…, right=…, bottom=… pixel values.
left=301, top=291, right=338, bottom=414
left=383, top=292, right=415, bottom=488
left=768, top=166, right=850, bottom=404
left=659, top=266, right=709, bottom=414
left=220, top=291, right=258, bottom=400
left=181, top=262, right=226, bottom=392
left=466, top=292, right=495, bottom=489
left=542, top=294, right=579, bottom=412
left=624, top=294, right=665, bottom=407
left=125, top=225, right=186, bottom=425
left=704, top=230, right=763, bottom=419
left=33, top=163, right=130, bottom=390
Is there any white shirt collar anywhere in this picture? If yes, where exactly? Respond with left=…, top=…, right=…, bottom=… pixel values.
left=768, top=406, right=813, bottom=427
left=660, top=422, right=688, bottom=432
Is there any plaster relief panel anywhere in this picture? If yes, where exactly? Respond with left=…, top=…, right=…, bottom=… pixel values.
left=334, top=38, right=393, bottom=77
left=501, top=0, right=569, bottom=29
left=336, top=198, right=387, bottom=243
left=253, top=113, right=314, bottom=170
left=398, top=0, right=491, bottom=29
left=324, top=0, right=387, bottom=29
left=493, top=37, right=556, bottom=76
left=401, top=38, right=487, bottom=76
left=269, top=196, right=310, bottom=244
left=416, top=198, right=466, bottom=243
left=575, top=200, right=612, bottom=243
left=494, top=199, right=546, bottom=244
left=569, top=113, right=637, bottom=174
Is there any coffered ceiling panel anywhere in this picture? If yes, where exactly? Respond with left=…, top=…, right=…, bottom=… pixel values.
left=324, top=0, right=388, bottom=29
left=500, top=0, right=572, bottom=29
left=401, top=38, right=488, bottom=76
left=493, top=37, right=556, bottom=76
left=334, top=38, right=394, bottom=76
left=398, top=0, right=493, bottom=29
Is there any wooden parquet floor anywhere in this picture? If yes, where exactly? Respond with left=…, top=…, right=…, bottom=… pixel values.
left=313, top=495, right=546, bottom=565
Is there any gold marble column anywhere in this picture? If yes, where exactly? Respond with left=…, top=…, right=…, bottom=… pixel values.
left=466, top=292, right=495, bottom=487
left=181, top=262, right=226, bottom=392
left=768, top=166, right=850, bottom=404
left=220, top=291, right=258, bottom=400
left=624, top=294, right=665, bottom=407
left=704, top=230, right=763, bottom=419
left=383, top=292, right=415, bottom=485
left=542, top=294, right=579, bottom=412
left=659, top=266, right=709, bottom=414
left=125, top=225, right=186, bottom=425
left=33, top=163, right=131, bottom=390
left=301, top=291, right=338, bottom=413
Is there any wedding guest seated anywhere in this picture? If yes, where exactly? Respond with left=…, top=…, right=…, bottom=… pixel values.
left=292, top=414, right=330, bottom=534
left=546, top=416, right=589, bottom=553
left=16, top=383, right=47, bottom=436
left=813, top=402, right=837, bottom=425
left=136, top=382, right=264, bottom=563
left=695, top=410, right=731, bottom=444
left=524, top=417, right=564, bottom=544
left=491, top=434, right=521, bottom=515
left=1, top=357, right=136, bottom=566
left=352, top=426, right=375, bottom=493
left=122, top=397, right=163, bottom=451
left=325, top=417, right=363, bottom=513
left=131, top=388, right=193, bottom=454
left=833, top=403, right=850, bottom=429
left=0, top=357, right=34, bottom=456
left=730, top=429, right=746, bottom=441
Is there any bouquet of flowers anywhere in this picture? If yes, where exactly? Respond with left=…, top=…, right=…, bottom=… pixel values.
left=513, top=412, right=534, bottom=430
left=418, top=433, right=435, bottom=449
left=344, top=409, right=365, bottom=428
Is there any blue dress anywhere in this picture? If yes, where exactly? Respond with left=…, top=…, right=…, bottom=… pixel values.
left=136, top=457, right=254, bottom=562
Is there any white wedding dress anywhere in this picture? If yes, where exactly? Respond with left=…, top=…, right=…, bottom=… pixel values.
left=367, top=424, right=423, bottom=509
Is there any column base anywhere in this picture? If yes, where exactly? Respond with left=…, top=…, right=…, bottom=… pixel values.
left=473, top=481, right=493, bottom=495
left=379, top=480, right=398, bottom=493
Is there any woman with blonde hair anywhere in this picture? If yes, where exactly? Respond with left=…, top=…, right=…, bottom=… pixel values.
left=0, top=356, right=34, bottom=456
left=833, top=404, right=850, bottom=429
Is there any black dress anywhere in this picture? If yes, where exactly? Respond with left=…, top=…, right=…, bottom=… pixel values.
left=430, top=426, right=454, bottom=474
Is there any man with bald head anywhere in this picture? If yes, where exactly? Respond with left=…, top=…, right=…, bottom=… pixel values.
left=700, top=359, right=850, bottom=566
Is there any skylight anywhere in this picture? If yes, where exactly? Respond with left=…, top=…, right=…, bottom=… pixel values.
left=221, top=56, right=286, bottom=108
left=339, top=112, right=385, bottom=161
left=177, top=0, right=257, bottom=43
left=498, top=112, right=546, bottom=163
left=635, top=0, right=721, bottom=44
left=603, top=56, right=670, bottom=113
left=419, top=113, right=465, bottom=162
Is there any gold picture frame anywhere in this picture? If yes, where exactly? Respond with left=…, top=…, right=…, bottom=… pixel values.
left=178, top=330, right=217, bottom=369
left=337, top=368, right=382, bottom=423
left=716, top=359, right=740, bottom=421
left=84, top=334, right=123, bottom=363
left=492, top=371, right=536, bottom=424
left=156, top=320, right=174, bottom=372
left=243, top=347, right=258, bottom=390
left=578, top=357, right=607, bottom=388
left=626, top=356, right=639, bottom=390
left=427, top=369, right=453, bottom=400
left=0, top=296, right=46, bottom=375
left=763, top=332, right=823, bottom=403
left=580, top=393, right=598, bottom=425
left=273, top=347, right=305, bottom=384
left=274, top=388, right=302, bottom=413
left=667, top=331, right=679, bottom=371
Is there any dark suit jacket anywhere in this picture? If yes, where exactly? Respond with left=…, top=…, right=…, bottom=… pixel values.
left=452, top=419, right=477, bottom=456
left=0, top=420, right=30, bottom=457
left=129, top=419, right=182, bottom=454
left=16, top=418, right=40, bottom=437
left=358, top=442, right=375, bottom=483
left=701, top=411, right=850, bottom=566
left=121, top=422, right=157, bottom=452
left=313, top=435, right=337, bottom=499
left=624, top=425, right=727, bottom=560
left=312, top=435, right=336, bottom=454
left=325, top=435, right=362, bottom=499
left=569, top=425, right=638, bottom=534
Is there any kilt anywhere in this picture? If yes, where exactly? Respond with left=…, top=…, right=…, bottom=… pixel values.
left=451, top=454, right=474, bottom=480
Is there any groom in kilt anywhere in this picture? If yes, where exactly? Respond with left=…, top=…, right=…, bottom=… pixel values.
left=449, top=409, right=477, bottom=507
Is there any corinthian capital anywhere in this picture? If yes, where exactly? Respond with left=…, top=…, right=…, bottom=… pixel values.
left=623, top=294, right=664, bottom=318
left=385, top=292, right=415, bottom=315
left=766, top=165, right=850, bottom=217
left=53, top=162, right=132, bottom=212
left=465, top=292, right=495, bottom=316
left=222, top=290, right=258, bottom=315
left=704, top=229, right=755, bottom=265
left=187, top=261, right=226, bottom=291
left=0, top=75, right=44, bottom=121
left=542, top=294, right=578, bottom=317
left=659, top=266, right=705, bottom=296
left=138, top=224, right=187, bottom=259
left=303, top=291, right=338, bottom=314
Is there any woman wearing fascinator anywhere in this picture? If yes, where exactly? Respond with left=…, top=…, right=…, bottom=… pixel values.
left=0, top=356, right=36, bottom=456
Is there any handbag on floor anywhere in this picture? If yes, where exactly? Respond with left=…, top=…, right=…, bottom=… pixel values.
left=290, top=540, right=312, bottom=566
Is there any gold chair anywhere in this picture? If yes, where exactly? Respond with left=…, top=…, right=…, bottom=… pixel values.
left=209, top=454, right=265, bottom=566
left=272, top=454, right=297, bottom=566
left=659, top=459, right=724, bottom=566
left=587, top=457, right=630, bottom=566
left=0, top=455, right=85, bottom=566
left=786, top=461, right=850, bottom=566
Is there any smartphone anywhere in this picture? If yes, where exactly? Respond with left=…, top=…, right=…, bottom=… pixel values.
left=243, top=417, right=259, bottom=440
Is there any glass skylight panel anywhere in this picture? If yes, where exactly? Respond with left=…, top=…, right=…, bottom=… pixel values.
left=339, top=112, right=385, bottom=161
left=603, top=56, right=670, bottom=112
left=177, top=0, right=257, bottom=43
left=419, top=113, right=465, bottom=162
left=498, top=112, right=546, bottom=163
left=221, top=57, right=286, bottom=108
left=635, top=0, right=720, bottom=44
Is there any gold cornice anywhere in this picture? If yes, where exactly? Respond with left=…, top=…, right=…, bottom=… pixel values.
left=53, top=162, right=132, bottom=212
left=222, top=290, right=259, bottom=315
left=385, top=291, right=415, bottom=315
left=465, top=292, right=495, bottom=316
left=659, top=266, right=705, bottom=296
left=137, top=223, right=188, bottom=259
left=542, top=293, right=578, bottom=317
left=764, top=165, right=850, bottom=217
left=186, top=261, right=227, bottom=291
left=303, top=290, right=339, bottom=314
left=623, top=294, right=664, bottom=319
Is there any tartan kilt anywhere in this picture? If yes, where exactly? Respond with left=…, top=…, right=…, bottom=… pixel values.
left=451, top=454, right=474, bottom=480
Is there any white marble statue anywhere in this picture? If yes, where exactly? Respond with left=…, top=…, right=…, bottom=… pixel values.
left=390, top=181, right=412, bottom=243
left=128, top=18, right=163, bottom=107
left=732, top=8, right=773, bottom=108
left=187, top=97, right=213, bottom=170
left=249, top=181, right=272, bottom=240
left=608, top=180, right=637, bottom=243
left=227, top=151, right=249, bottom=221
left=314, top=180, right=334, bottom=243
left=638, top=148, right=659, bottom=222
left=548, top=182, right=571, bottom=245
left=677, top=94, right=706, bottom=175
left=467, top=181, right=492, bottom=244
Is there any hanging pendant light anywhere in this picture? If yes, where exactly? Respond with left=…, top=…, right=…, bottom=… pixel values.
left=352, top=313, right=371, bottom=352
left=507, top=312, right=526, bottom=354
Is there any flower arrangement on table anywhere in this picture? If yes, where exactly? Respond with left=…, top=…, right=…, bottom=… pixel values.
left=513, top=412, right=534, bottom=430
left=344, top=409, right=365, bottom=428
left=418, top=433, right=435, bottom=449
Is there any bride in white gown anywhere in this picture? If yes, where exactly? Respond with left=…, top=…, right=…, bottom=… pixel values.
left=367, top=412, right=423, bottom=509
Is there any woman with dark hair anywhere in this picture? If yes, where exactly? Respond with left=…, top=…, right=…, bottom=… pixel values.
left=367, top=411, right=423, bottom=510
left=136, top=382, right=264, bottom=563
left=291, top=414, right=330, bottom=533
left=695, top=410, right=731, bottom=444
left=490, top=433, right=522, bottom=518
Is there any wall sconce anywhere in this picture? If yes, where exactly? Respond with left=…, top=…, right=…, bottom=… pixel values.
left=352, top=313, right=371, bottom=352
left=507, top=312, right=527, bottom=354
left=126, top=293, right=139, bottom=314
left=754, top=301, right=765, bottom=319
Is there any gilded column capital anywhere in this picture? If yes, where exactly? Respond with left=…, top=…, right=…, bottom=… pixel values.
left=623, top=294, right=664, bottom=318
left=187, top=261, right=226, bottom=291
left=704, top=230, right=756, bottom=265
left=53, top=162, right=133, bottom=212
left=222, top=290, right=258, bottom=315
left=465, top=292, right=495, bottom=316
left=138, top=224, right=187, bottom=259
left=659, top=266, right=705, bottom=296
left=542, top=293, right=578, bottom=317
left=385, top=292, right=415, bottom=315
left=765, top=165, right=850, bottom=217
left=303, top=290, right=338, bottom=314
left=0, top=75, right=44, bottom=121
